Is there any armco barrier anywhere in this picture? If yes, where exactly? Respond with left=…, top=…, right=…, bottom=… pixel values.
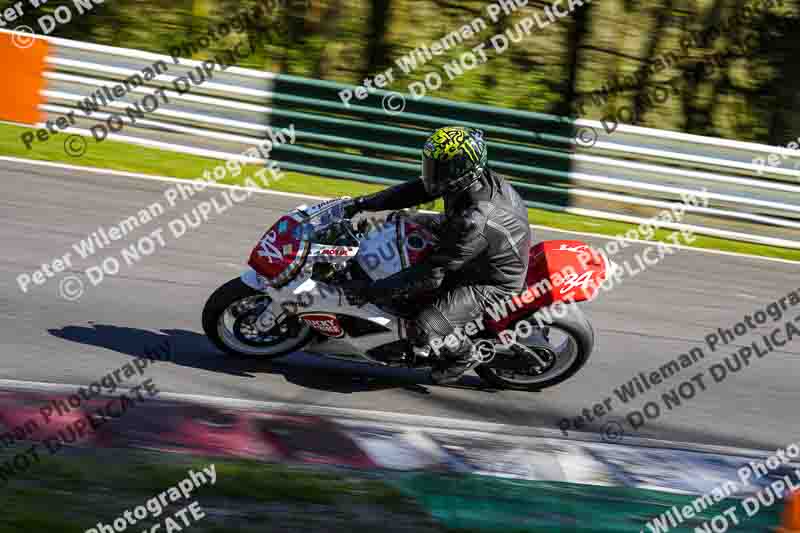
left=1, top=28, right=798, bottom=248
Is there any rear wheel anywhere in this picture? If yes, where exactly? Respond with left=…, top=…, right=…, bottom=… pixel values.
left=475, top=304, right=594, bottom=391
left=202, top=278, right=313, bottom=358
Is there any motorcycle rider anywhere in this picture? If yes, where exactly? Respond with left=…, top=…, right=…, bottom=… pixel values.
left=343, top=126, right=532, bottom=384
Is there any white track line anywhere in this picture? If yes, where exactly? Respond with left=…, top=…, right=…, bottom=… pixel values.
left=0, top=378, right=777, bottom=459
left=2, top=155, right=798, bottom=265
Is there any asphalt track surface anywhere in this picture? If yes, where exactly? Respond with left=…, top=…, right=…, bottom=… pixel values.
left=1, top=158, right=798, bottom=451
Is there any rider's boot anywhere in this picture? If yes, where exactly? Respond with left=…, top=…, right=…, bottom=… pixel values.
left=429, top=335, right=479, bottom=385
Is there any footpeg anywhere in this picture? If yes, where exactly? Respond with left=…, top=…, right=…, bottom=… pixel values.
left=412, top=345, right=431, bottom=358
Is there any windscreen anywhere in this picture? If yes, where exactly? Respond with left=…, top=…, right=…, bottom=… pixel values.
left=248, top=200, right=349, bottom=286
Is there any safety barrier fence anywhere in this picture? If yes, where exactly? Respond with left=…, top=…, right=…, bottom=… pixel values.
left=2, top=29, right=799, bottom=248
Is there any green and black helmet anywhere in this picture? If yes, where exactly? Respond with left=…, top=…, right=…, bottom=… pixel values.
left=421, top=126, right=488, bottom=196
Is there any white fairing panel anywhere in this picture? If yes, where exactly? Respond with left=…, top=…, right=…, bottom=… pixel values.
left=290, top=278, right=402, bottom=360
left=239, top=208, right=411, bottom=363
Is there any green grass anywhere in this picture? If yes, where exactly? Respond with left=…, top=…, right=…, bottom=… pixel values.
left=2, top=121, right=798, bottom=262
left=0, top=443, right=783, bottom=533
left=0, top=446, right=440, bottom=533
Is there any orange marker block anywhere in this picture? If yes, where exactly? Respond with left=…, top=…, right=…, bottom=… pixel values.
left=778, top=490, right=800, bottom=533
left=0, top=31, right=49, bottom=125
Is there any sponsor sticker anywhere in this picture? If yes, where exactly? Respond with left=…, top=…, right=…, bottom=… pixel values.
left=558, top=244, right=589, bottom=253
left=300, top=313, right=345, bottom=338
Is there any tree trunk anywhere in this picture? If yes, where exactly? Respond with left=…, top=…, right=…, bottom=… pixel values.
left=559, top=3, right=592, bottom=117
left=630, top=0, right=674, bottom=123
left=312, top=0, right=344, bottom=79
left=276, top=0, right=313, bottom=74
left=765, top=5, right=800, bottom=144
left=362, top=0, right=393, bottom=78
left=680, top=0, right=726, bottom=134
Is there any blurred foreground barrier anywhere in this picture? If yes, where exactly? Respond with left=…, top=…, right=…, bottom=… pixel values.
left=779, top=491, right=800, bottom=533
left=1, top=28, right=799, bottom=248
left=0, top=31, right=48, bottom=125
left=0, top=388, right=795, bottom=532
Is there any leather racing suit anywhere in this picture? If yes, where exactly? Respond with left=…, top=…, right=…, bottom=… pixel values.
left=355, top=168, right=532, bottom=359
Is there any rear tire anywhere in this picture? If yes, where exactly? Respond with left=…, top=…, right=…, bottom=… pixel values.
left=475, top=304, right=595, bottom=391
left=202, top=277, right=313, bottom=358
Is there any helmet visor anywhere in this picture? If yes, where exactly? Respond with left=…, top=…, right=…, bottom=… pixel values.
left=422, top=157, right=466, bottom=195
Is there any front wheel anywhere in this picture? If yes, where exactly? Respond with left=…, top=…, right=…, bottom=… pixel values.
left=475, top=304, right=595, bottom=391
left=202, top=278, right=313, bottom=358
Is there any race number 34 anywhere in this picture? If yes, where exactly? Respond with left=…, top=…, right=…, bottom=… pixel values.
left=258, top=231, right=283, bottom=263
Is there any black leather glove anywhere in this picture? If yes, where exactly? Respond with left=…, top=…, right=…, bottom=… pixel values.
left=342, top=196, right=366, bottom=218
left=372, top=262, right=442, bottom=295
left=341, top=278, right=372, bottom=306
left=341, top=277, right=411, bottom=307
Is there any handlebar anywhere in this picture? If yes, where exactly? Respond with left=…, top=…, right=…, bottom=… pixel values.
left=342, top=218, right=361, bottom=244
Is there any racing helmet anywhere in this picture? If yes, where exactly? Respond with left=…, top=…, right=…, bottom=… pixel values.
left=421, top=126, right=488, bottom=196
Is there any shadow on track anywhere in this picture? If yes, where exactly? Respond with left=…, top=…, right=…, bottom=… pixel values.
left=48, top=323, right=499, bottom=395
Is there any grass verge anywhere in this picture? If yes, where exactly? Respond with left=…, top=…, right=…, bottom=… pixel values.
left=2, top=122, right=798, bottom=262
left=0, top=445, right=442, bottom=533
left=0, top=442, right=783, bottom=533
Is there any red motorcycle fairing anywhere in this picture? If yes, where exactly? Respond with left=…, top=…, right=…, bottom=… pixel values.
left=248, top=214, right=309, bottom=287
left=398, top=219, right=437, bottom=267
left=392, top=225, right=606, bottom=332
left=486, top=240, right=608, bottom=332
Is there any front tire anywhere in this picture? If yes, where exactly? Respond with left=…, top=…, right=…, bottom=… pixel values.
left=475, top=304, right=595, bottom=391
left=202, top=277, right=313, bottom=358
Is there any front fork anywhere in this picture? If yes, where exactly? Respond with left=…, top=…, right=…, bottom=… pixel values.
left=240, top=268, right=269, bottom=292
left=239, top=268, right=297, bottom=336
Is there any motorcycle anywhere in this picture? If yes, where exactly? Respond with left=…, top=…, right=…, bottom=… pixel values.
left=202, top=198, right=611, bottom=390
